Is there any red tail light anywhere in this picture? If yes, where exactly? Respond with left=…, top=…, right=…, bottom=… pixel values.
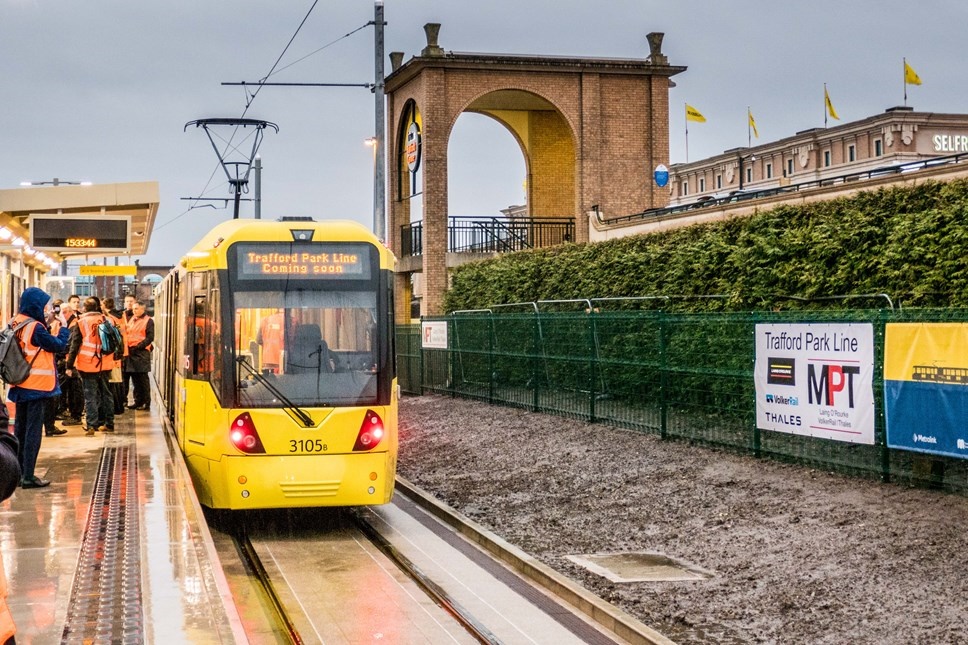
left=230, top=412, right=266, bottom=454
left=353, top=410, right=385, bottom=451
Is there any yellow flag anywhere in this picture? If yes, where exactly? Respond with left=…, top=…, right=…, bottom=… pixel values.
left=825, top=87, right=840, bottom=121
left=904, top=60, right=922, bottom=85
left=748, top=109, right=759, bottom=138
left=685, top=104, right=706, bottom=123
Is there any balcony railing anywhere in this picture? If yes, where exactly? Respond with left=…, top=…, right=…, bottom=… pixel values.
left=401, top=216, right=575, bottom=257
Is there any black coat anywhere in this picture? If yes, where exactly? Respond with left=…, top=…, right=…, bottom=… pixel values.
left=124, top=316, right=154, bottom=373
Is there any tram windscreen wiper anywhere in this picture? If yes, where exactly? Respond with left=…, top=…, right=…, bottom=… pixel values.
left=236, top=356, right=314, bottom=428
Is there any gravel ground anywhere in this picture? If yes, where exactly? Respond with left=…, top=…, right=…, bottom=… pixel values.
left=396, top=394, right=968, bottom=645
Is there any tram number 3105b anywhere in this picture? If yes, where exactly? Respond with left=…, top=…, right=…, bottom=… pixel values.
left=290, top=440, right=329, bottom=453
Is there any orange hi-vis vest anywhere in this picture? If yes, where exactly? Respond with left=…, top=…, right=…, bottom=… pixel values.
left=10, top=313, right=56, bottom=391
left=260, top=312, right=285, bottom=368
left=75, top=313, right=106, bottom=373
left=126, top=314, right=151, bottom=351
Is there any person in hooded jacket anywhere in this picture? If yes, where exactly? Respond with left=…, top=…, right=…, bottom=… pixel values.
left=7, top=287, right=70, bottom=489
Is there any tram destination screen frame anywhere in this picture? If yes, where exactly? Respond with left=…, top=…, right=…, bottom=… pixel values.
left=233, top=242, right=374, bottom=281
left=29, top=214, right=131, bottom=253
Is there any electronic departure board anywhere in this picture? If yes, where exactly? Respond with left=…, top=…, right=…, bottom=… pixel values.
left=29, top=215, right=130, bottom=253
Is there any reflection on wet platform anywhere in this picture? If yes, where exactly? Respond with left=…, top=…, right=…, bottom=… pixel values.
left=0, top=394, right=244, bottom=643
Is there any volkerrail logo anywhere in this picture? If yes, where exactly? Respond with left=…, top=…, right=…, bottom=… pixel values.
left=765, top=393, right=799, bottom=406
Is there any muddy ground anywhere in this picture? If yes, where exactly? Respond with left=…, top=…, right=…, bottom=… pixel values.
left=396, top=394, right=968, bottom=645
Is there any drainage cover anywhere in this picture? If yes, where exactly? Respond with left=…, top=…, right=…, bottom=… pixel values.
left=61, top=445, right=144, bottom=643
left=565, top=552, right=713, bottom=582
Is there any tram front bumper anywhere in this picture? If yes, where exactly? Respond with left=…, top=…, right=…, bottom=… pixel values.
left=190, top=451, right=395, bottom=509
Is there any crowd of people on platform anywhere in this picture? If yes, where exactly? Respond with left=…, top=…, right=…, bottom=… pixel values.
left=3, top=288, right=154, bottom=490
left=0, top=288, right=156, bottom=643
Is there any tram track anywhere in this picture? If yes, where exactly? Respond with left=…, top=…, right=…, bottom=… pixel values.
left=208, top=483, right=671, bottom=644
left=230, top=516, right=305, bottom=645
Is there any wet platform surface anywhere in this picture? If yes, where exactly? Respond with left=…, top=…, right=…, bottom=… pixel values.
left=0, top=394, right=244, bottom=643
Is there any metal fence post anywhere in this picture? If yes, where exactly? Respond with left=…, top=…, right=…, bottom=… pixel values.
left=488, top=313, right=495, bottom=404
left=659, top=312, right=668, bottom=440
left=588, top=311, right=597, bottom=422
left=751, top=316, right=761, bottom=457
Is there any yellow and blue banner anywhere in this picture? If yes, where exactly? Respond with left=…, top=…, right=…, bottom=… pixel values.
left=884, top=323, right=968, bottom=459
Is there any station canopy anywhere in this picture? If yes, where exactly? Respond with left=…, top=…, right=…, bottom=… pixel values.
left=0, top=182, right=159, bottom=264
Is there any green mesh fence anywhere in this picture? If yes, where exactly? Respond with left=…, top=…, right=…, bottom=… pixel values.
left=398, top=308, right=968, bottom=494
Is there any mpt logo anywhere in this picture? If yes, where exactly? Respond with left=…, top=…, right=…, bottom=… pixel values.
left=807, top=364, right=860, bottom=407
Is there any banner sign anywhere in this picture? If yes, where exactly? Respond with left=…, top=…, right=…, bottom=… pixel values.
left=755, top=323, right=875, bottom=444
left=421, top=321, right=448, bottom=349
left=884, top=322, right=968, bottom=459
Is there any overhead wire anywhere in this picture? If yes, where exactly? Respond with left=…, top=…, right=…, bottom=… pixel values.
left=158, top=1, right=369, bottom=230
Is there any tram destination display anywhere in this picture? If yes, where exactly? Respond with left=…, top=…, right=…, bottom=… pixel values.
left=234, top=242, right=372, bottom=280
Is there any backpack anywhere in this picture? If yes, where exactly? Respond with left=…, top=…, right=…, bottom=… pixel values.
left=97, top=318, right=124, bottom=360
left=0, top=319, right=40, bottom=385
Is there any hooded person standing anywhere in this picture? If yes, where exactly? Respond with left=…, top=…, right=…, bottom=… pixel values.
left=7, top=286, right=70, bottom=489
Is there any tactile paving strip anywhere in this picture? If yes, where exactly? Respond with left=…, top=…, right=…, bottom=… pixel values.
left=61, top=445, right=144, bottom=644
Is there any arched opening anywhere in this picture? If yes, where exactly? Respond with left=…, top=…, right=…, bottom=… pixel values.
left=447, top=112, right=527, bottom=219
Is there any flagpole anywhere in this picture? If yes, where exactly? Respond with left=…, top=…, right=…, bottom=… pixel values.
left=903, top=58, right=908, bottom=107
left=685, top=102, right=689, bottom=163
left=747, top=106, right=751, bottom=148
left=824, top=83, right=828, bottom=128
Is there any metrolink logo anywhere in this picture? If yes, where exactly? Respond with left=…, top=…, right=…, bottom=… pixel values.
left=807, top=363, right=860, bottom=407
left=765, top=393, right=799, bottom=406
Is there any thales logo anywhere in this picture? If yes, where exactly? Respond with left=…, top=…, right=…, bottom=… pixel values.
left=765, top=393, right=799, bottom=406
left=913, top=434, right=938, bottom=444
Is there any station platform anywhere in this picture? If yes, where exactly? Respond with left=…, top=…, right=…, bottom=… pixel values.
left=0, top=393, right=245, bottom=643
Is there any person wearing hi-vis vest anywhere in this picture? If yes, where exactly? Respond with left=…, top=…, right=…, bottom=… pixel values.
left=124, top=300, right=154, bottom=411
left=7, top=286, right=70, bottom=489
left=64, top=297, right=115, bottom=436
left=257, top=309, right=285, bottom=373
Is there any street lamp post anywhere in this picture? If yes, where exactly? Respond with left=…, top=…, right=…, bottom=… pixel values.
left=20, top=178, right=92, bottom=187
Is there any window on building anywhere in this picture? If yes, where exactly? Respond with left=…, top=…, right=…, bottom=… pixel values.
left=824, top=150, right=831, bottom=167
left=746, top=167, right=752, bottom=184
left=682, top=181, right=689, bottom=196
left=848, top=144, right=856, bottom=162
left=716, top=174, right=722, bottom=189
left=786, top=159, right=794, bottom=177
left=766, top=163, right=773, bottom=179
left=699, top=177, right=706, bottom=192
left=874, top=139, right=883, bottom=157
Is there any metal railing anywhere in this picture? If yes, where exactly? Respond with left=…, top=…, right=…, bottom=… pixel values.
left=401, top=216, right=575, bottom=257
left=397, top=306, right=968, bottom=495
left=599, top=151, right=968, bottom=227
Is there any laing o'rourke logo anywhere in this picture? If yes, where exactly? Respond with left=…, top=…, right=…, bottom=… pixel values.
left=767, top=357, right=796, bottom=386
left=808, top=363, right=860, bottom=407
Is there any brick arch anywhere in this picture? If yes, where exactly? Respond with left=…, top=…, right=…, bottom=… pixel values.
left=455, top=88, right=578, bottom=221
left=385, top=26, right=684, bottom=316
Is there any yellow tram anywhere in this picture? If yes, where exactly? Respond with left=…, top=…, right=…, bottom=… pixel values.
left=154, top=217, right=398, bottom=509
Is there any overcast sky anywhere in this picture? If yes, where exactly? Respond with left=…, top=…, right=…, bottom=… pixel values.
left=3, top=0, right=966, bottom=265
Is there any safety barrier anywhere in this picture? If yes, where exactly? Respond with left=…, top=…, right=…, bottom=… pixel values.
left=397, top=307, right=968, bottom=494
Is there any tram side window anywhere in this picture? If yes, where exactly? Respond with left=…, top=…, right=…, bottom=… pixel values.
left=208, top=284, right=222, bottom=394
left=188, top=273, right=216, bottom=379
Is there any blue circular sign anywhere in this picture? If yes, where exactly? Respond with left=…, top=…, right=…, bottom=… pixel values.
left=654, top=163, right=669, bottom=188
